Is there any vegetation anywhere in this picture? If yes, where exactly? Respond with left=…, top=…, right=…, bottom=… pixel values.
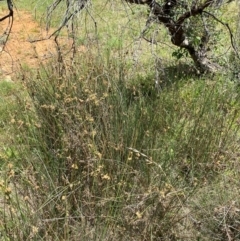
left=0, top=0, right=240, bottom=240
left=37, top=0, right=240, bottom=73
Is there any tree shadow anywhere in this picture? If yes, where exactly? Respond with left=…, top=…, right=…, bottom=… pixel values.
left=159, top=62, right=200, bottom=88
left=123, top=62, right=203, bottom=106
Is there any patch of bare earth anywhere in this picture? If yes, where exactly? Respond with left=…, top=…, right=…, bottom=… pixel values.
left=0, top=10, right=74, bottom=80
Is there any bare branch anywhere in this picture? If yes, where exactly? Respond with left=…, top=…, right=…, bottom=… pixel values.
left=0, top=0, right=14, bottom=51
left=176, top=0, right=214, bottom=25
left=46, top=0, right=62, bottom=31
left=48, top=0, right=89, bottom=37
left=203, top=10, right=240, bottom=59
left=0, top=0, right=13, bottom=21
left=30, top=0, right=89, bottom=43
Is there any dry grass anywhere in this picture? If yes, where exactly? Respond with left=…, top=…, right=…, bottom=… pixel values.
left=0, top=46, right=239, bottom=240
left=0, top=1, right=240, bottom=240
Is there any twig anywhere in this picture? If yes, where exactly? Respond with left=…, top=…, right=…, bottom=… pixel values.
left=46, top=0, right=62, bottom=31
left=30, top=0, right=89, bottom=43
left=203, top=10, right=240, bottom=60
left=0, top=0, right=14, bottom=51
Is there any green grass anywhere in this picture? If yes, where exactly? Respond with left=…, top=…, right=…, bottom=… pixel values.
left=0, top=1, right=240, bottom=240
left=1, top=50, right=239, bottom=240
left=0, top=80, right=23, bottom=157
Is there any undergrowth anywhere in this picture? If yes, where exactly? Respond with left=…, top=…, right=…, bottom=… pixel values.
left=0, top=47, right=240, bottom=240
left=0, top=1, right=240, bottom=240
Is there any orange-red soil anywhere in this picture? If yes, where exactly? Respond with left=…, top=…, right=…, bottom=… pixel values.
left=0, top=10, right=73, bottom=79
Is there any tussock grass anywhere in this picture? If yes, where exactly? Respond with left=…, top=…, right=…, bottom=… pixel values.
left=0, top=1, right=240, bottom=240
left=0, top=46, right=239, bottom=240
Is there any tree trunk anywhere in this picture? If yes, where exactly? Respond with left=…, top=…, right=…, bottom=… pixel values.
left=125, top=0, right=220, bottom=73
left=180, top=40, right=221, bottom=73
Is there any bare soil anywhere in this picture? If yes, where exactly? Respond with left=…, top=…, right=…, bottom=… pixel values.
left=0, top=10, right=74, bottom=80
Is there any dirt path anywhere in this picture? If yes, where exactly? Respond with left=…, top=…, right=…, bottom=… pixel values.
left=0, top=10, right=73, bottom=80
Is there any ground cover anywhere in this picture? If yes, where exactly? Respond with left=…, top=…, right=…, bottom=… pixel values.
left=0, top=1, right=240, bottom=240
